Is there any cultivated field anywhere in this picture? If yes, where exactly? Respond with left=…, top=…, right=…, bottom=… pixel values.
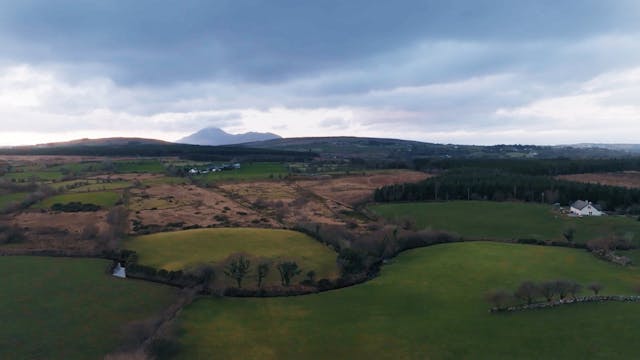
left=0, top=256, right=176, bottom=359
left=126, top=228, right=339, bottom=286
left=371, top=201, right=640, bottom=245
left=175, top=242, right=640, bottom=359
left=558, top=171, right=640, bottom=189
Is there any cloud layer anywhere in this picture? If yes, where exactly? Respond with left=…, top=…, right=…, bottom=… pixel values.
left=1, top=1, right=639, bottom=145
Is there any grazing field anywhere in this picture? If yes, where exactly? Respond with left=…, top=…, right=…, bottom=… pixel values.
left=3, top=170, right=64, bottom=181
left=36, top=191, right=121, bottom=209
left=371, top=201, right=640, bottom=245
left=176, top=242, right=640, bottom=359
left=0, top=256, right=176, bottom=359
left=126, top=228, right=339, bottom=285
left=0, top=192, right=28, bottom=209
left=199, top=162, right=287, bottom=183
left=113, top=160, right=166, bottom=173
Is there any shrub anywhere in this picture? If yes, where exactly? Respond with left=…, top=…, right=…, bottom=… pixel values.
left=514, top=281, right=540, bottom=305
left=587, top=282, right=603, bottom=295
left=485, top=289, right=512, bottom=309
left=81, top=223, right=100, bottom=240
left=337, top=248, right=365, bottom=276
left=0, top=224, right=26, bottom=244
left=51, top=202, right=101, bottom=212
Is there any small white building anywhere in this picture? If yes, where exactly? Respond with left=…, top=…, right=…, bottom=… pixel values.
left=570, top=200, right=603, bottom=216
left=112, top=263, right=126, bottom=278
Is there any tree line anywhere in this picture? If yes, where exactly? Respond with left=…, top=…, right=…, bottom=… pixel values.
left=413, top=158, right=640, bottom=175
left=374, top=168, right=640, bottom=213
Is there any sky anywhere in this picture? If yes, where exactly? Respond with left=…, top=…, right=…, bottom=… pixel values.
left=1, top=0, right=640, bottom=146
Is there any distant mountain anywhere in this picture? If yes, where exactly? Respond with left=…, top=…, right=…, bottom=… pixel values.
left=178, top=127, right=281, bottom=146
left=29, top=137, right=170, bottom=148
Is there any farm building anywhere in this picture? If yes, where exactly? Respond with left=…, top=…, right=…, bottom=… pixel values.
left=570, top=200, right=603, bottom=216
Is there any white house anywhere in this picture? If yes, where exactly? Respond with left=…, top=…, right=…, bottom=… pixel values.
left=112, top=263, right=126, bottom=278
left=570, top=200, right=603, bottom=216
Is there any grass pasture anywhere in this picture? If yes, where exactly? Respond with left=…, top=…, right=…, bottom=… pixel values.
left=199, top=162, right=287, bottom=183
left=114, top=160, right=165, bottom=173
left=0, top=192, right=28, bottom=209
left=36, top=191, right=120, bottom=209
left=127, top=228, right=339, bottom=285
left=371, top=201, right=640, bottom=245
left=0, top=256, right=175, bottom=359
left=3, top=170, right=64, bottom=182
left=176, top=242, right=640, bottom=359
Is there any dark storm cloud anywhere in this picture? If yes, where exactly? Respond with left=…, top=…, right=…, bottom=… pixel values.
left=0, top=0, right=637, bottom=85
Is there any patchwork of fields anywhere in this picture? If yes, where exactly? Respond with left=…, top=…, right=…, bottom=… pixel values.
left=4, top=156, right=640, bottom=358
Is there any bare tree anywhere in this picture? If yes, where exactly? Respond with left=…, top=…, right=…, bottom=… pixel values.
left=514, top=281, right=540, bottom=305
left=194, top=265, right=216, bottom=293
left=485, top=289, right=512, bottom=309
left=554, top=280, right=574, bottom=300
left=277, top=261, right=302, bottom=286
left=540, top=281, right=557, bottom=302
left=224, top=254, right=251, bottom=288
left=567, top=281, right=582, bottom=299
left=256, top=260, right=271, bottom=288
left=587, top=282, right=603, bottom=295
left=563, top=228, right=575, bottom=243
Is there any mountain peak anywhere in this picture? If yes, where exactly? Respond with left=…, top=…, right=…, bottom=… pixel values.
left=177, top=127, right=281, bottom=146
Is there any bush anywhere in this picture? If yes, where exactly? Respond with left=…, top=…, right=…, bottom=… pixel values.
left=0, top=224, right=26, bottom=244
left=485, top=289, right=512, bottom=309
left=51, top=202, right=101, bottom=212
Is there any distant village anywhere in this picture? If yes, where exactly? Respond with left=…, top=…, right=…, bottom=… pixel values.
left=188, top=163, right=241, bottom=175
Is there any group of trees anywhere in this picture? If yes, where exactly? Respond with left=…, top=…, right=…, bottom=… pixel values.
left=222, top=254, right=305, bottom=288
left=374, top=168, right=640, bottom=213
left=486, top=280, right=604, bottom=309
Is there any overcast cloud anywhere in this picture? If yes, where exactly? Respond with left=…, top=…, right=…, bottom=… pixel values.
left=1, top=0, right=639, bottom=145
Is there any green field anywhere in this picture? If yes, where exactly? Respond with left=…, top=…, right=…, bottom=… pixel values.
left=37, top=191, right=121, bottom=209
left=176, top=242, right=640, bottom=359
left=0, top=192, right=28, bottom=209
left=371, top=201, right=640, bottom=245
left=114, top=160, right=166, bottom=173
left=199, top=162, right=287, bottom=183
left=68, top=181, right=131, bottom=192
left=126, top=228, right=339, bottom=285
left=3, top=170, right=64, bottom=182
left=0, top=256, right=176, bottom=359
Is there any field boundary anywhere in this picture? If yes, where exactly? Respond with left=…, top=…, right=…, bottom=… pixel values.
left=491, top=295, right=640, bottom=313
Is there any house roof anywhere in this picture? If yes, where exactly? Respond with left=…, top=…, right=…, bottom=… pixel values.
left=571, top=200, right=589, bottom=210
